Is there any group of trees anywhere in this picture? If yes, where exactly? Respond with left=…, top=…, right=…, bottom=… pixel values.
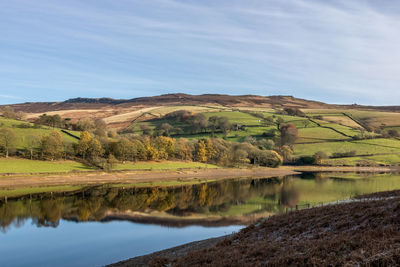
left=154, top=110, right=233, bottom=136
left=33, top=114, right=108, bottom=137
left=0, top=126, right=283, bottom=168
left=95, top=133, right=283, bottom=168
left=0, top=107, right=25, bottom=120
left=0, top=108, right=302, bottom=168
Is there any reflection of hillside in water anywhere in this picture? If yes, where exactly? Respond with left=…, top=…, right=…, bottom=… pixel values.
left=1, top=177, right=300, bottom=232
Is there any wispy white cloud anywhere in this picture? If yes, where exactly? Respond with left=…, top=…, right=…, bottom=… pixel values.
left=1, top=0, right=400, bottom=104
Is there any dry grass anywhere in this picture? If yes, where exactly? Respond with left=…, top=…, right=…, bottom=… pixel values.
left=153, top=191, right=400, bottom=266
left=322, top=115, right=362, bottom=128
left=103, top=106, right=160, bottom=123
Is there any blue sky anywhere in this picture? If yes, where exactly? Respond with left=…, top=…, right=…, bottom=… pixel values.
left=1, top=0, right=400, bottom=105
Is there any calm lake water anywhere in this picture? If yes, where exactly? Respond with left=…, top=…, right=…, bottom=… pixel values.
left=1, top=172, right=400, bottom=266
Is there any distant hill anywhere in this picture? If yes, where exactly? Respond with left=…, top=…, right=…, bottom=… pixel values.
left=1, top=94, right=399, bottom=130
left=2, top=94, right=338, bottom=113
left=4, top=94, right=400, bottom=113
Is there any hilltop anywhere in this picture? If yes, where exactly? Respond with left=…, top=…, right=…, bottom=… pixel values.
left=3, top=93, right=400, bottom=130
left=4, top=94, right=333, bottom=112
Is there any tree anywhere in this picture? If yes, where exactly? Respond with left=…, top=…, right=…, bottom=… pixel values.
left=387, top=129, right=400, bottom=138
left=204, top=139, right=216, bottom=161
left=76, top=118, right=94, bottom=131
left=25, top=135, right=39, bottom=160
left=262, top=116, right=275, bottom=126
left=190, top=114, right=208, bottom=133
left=140, top=124, right=152, bottom=136
left=93, top=119, right=107, bottom=137
left=113, top=138, right=136, bottom=162
left=243, top=136, right=256, bottom=145
left=175, top=138, right=194, bottom=160
left=276, top=117, right=284, bottom=130
left=0, top=128, right=17, bottom=158
left=256, top=139, right=275, bottom=150
left=218, top=117, right=231, bottom=135
left=77, top=131, right=92, bottom=159
left=34, top=114, right=62, bottom=128
left=155, top=123, right=173, bottom=137
left=144, top=136, right=159, bottom=160
left=277, top=145, right=293, bottom=162
left=195, top=140, right=207, bottom=162
left=87, top=137, right=104, bottom=160
left=254, top=150, right=283, bottom=167
left=233, top=149, right=248, bottom=165
left=40, top=131, right=64, bottom=160
left=313, top=151, right=328, bottom=165
left=1, top=107, right=24, bottom=120
left=283, top=107, right=305, bottom=117
left=280, top=123, right=298, bottom=146
left=153, top=136, right=175, bottom=159
left=208, top=116, right=219, bottom=134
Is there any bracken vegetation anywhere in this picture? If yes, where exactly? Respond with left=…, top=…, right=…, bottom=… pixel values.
left=153, top=190, right=400, bottom=266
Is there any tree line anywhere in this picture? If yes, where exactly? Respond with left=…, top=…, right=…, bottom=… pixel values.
left=0, top=109, right=303, bottom=168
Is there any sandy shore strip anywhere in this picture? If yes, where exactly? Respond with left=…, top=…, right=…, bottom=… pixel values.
left=0, top=165, right=398, bottom=190
left=0, top=167, right=299, bottom=189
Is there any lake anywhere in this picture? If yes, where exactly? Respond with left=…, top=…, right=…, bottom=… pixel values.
left=1, top=172, right=400, bottom=266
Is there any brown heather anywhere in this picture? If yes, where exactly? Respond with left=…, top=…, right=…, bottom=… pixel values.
left=151, top=190, right=400, bottom=266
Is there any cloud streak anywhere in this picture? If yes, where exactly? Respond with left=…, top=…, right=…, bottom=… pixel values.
left=0, top=0, right=399, bottom=104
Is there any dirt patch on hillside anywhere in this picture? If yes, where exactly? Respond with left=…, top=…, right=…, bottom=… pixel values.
left=163, top=192, right=400, bottom=266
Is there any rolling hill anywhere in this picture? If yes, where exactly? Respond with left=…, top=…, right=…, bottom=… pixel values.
left=1, top=93, right=400, bottom=168
left=3, top=94, right=400, bottom=130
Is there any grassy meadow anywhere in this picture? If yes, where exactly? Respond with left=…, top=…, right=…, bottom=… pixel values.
left=0, top=158, right=218, bottom=174
left=0, top=158, right=93, bottom=173
left=0, top=117, right=80, bottom=149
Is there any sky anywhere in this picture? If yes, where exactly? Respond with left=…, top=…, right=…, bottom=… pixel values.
left=1, top=0, right=400, bottom=105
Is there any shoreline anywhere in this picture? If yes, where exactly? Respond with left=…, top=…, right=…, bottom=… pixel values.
left=107, top=235, right=231, bottom=267
left=0, top=167, right=298, bottom=189
left=0, top=165, right=398, bottom=190
left=109, top=189, right=400, bottom=266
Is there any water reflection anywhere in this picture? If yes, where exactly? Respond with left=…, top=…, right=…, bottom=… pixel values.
left=1, top=172, right=400, bottom=233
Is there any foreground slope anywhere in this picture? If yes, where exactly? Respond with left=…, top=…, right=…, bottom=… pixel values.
left=149, top=190, right=400, bottom=266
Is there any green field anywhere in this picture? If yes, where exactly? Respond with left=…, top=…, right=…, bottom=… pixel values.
left=294, top=138, right=400, bottom=156
left=0, top=117, right=80, bottom=149
left=0, top=158, right=93, bottom=173
left=0, top=158, right=219, bottom=174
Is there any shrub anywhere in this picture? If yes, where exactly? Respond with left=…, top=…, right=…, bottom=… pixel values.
left=331, top=151, right=357, bottom=158
left=313, top=151, right=328, bottom=164
left=295, top=156, right=316, bottom=165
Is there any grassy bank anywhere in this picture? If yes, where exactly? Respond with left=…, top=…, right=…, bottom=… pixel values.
left=0, top=158, right=93, bottom=173
left=0, top=158, right=217, bottom=175
left=0, top=185, right=85, bottom=198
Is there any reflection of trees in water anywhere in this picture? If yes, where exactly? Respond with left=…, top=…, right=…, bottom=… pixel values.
left=300, top=172, right=326, bottom=184
left=0, top=177, right=284, bottom=231
left=280, top=177, right=300, bottom=208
